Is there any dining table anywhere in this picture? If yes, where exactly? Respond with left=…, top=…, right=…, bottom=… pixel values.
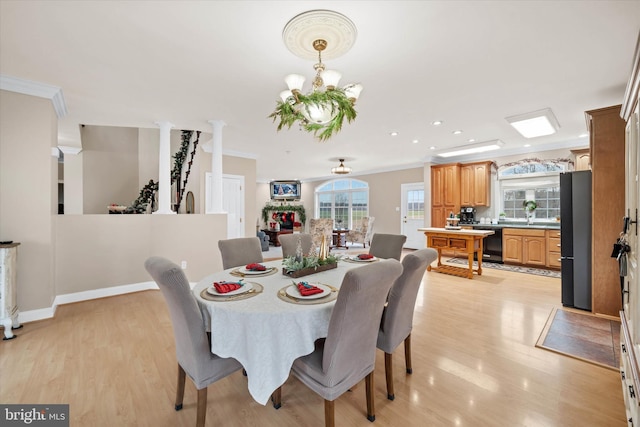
left=192, top=257, right=376, bottom=405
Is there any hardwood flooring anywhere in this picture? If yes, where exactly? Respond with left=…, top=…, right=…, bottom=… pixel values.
left=0, top=264, right=626, bottom=426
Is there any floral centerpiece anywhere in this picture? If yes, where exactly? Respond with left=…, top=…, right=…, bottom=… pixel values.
left=282, top=253, right=340, bottom=278
left=523, top=200, right=537, bottom=224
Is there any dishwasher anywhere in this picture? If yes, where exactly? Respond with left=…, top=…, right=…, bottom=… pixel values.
left=473, top=225, right=503, bottom=263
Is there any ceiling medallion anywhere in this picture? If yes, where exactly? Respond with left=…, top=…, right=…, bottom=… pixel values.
left=269, top=10, right=363, bottom=141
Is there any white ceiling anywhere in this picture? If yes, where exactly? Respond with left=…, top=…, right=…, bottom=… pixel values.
left=1, top=1, right=638, bottom=182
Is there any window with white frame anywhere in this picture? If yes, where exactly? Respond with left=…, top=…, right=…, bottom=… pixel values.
left=498, top=159, right=568, bottom=221
left=315, top=179, right=369, bottom=228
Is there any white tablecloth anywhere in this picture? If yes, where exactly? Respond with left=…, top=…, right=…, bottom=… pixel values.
left=193, top=259, right=363, bottom=405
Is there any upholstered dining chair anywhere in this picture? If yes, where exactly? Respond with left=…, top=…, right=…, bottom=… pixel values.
left=377, top=248, right=437, bottom=400
left=218, top=237, right=264, bottom=270
left=368, top=233, right=407, bottom=261
left=272, top=258, right=403, bottom=427
left=144, top=256, right=243, bottom=427
left=278, top=233, right=313, bottom=259
left=346, top=216, right=375, bottom=248
left=308, top=218, right=334, bottom=252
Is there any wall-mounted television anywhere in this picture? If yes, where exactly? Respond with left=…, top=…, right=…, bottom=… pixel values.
left=270, top=180, right=301, bottom=201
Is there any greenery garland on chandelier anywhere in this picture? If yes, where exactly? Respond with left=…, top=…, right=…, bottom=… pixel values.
left=261, top=203, right=307, bottom=225
left=268, top=88, right=357, bottom=142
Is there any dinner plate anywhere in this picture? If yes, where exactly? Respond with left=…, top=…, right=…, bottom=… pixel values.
left=207, top=281, right=253, bottom=296
left=349, top=255, right=378, bottom=262
left=286, top=283, right=331, bottom=300
left=238, top=266, right=270, bottom=275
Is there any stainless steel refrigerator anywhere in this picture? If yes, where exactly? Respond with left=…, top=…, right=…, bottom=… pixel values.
left=560, top=170, right=592, bottom=310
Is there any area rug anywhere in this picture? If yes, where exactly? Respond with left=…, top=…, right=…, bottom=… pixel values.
left=446, top=258, right=561, bottom=278
left=535, top=308, right=620, bottom=370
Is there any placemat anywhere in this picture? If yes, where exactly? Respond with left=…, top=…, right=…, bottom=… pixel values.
left=277, top=284, right=339, bottom=305
left=229, top=267, right=278, bottom=278
left=200, top=282, right=264, bottom=302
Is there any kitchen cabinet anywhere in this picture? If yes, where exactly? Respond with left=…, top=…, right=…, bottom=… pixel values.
left=571, top=148, right=591, bottom=171
left=546, top=230, right=561, bottom=269
left=502, top=228, right=546, bottom=266
left=460, top=161, right=492, bottom=207
left=586, top=105, right=626, bottom=317
left=431, top=163, right=460, bottom=228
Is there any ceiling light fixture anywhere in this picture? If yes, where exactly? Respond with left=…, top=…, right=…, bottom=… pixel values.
left=269, top=10, right=363, bottom=141
left=432, top=120, right=443, bottom=126
left=452, top=130, right=463, bottom=135
left=331, top=158, right=352, bottom=175
left=436, top=140, right=505, bottom=158
left=506, top=108, right=560, bottom=138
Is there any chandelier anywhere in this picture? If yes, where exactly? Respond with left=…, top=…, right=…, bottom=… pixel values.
left=269, top=10, right=363, bottom=141
left=331, top=158, right=352, bottom=175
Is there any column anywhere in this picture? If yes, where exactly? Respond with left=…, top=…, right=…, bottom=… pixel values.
left=153, top=121, right=176, bottom=215
left=208, top=120, right=226, bottom=214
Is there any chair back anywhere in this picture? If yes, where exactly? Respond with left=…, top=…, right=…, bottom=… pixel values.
left=279, top=233, right=313, bottom=258
left=218, top=237, right=264, bottom=269
left=321, top=259, right=403, bottom=381
left=369, top=233, right=407, bottom=260
left=377, top=248, right=437, bottom=353
left=363, top=216, right=375, bottom=245
left=144, top=256, right=213, bottom=388
left=309, top=218, right=334, bottom=251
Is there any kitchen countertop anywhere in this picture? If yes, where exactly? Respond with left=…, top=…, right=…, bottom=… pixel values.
left=469, top=222, right=560, bottom=230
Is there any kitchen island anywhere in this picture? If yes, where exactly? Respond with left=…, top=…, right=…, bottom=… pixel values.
left=418, top=227, right=495, bottom=279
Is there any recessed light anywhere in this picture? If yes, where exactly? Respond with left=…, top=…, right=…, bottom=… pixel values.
left=579, top=133, right=588, bottom=138
left=430, top=146, right=436, bottom=150
left=412, top=139, right=419, bottom=144
left=452, top=130, right=463, bottom=135
left=467, top=138, right=475, bottom=143
left=505, top=108, right=560, bottom=138
left=524, top=144, right=531, bottom=147
left=432, top=120, right=443, bottom=126
left=390, top=131, right=399, bottom=136
left=436, top=140, right=505, bottom=158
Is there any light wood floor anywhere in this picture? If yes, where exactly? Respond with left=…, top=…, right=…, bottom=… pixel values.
left=0, top=263, right=626, bottom=426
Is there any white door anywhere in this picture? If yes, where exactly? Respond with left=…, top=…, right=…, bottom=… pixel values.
left=401, top=183, right=426, bottom=249
left=206, top=173, right=245, bottom=239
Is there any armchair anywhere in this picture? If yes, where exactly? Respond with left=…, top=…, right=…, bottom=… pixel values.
left=346, top=216, right=375, bottom=248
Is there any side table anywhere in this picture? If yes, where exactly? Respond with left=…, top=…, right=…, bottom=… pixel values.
left=262, top=229, right=293, bottom=247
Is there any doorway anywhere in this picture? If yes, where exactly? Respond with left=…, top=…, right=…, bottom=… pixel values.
left=401, top=182, right=425, bottom=249
left=206, top=173, right=245, bottom=239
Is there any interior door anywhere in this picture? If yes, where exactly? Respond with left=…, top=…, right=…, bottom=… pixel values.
left=206, top=173, right=245, bottom=239
left=401, top=183, right=425, bottom=249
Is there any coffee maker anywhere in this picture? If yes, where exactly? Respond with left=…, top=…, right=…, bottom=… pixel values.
left=459, top=206, right=477, bottom=224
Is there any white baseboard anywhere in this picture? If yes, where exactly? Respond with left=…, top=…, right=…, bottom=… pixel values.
left=18, top=281, right=161, bottom=324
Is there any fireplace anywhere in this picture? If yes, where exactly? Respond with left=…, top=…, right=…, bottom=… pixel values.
left=280, top=212, right=295, bottom=230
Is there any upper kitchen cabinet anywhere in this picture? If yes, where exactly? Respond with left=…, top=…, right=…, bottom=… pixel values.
left=431, top=163, right=460, bottom=227
left=460, top=161, right=492, bottom=207
left=571, top=148, right=591, bottom=171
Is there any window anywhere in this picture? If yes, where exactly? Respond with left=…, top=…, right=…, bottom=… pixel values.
left=315, top=179, right=369, bottom=228
left=498, top=159, right=567, bottom=221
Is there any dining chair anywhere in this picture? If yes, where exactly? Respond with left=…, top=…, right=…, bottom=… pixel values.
left=346, top=216, right=375, bottom=248
left=309, top=218, right=334, bottom=251
left=218, top=237, right=264, bottom=269
left=273, top=258, right=403, bottom=427
left=368, top=233, right=407, bottom=261
left=144, top=256, right=243, bottom=427
left=376, top=248, right=438, bottom=400
left=278, top=233, right=313, bottom=258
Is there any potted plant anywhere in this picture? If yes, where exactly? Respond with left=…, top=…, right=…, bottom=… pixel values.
left=499, top=212, right=507, bottom=221
left=523, top=200, right=537, bottom=224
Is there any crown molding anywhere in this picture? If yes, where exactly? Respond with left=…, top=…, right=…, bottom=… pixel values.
left=0, top=74, right=68, bottom=118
